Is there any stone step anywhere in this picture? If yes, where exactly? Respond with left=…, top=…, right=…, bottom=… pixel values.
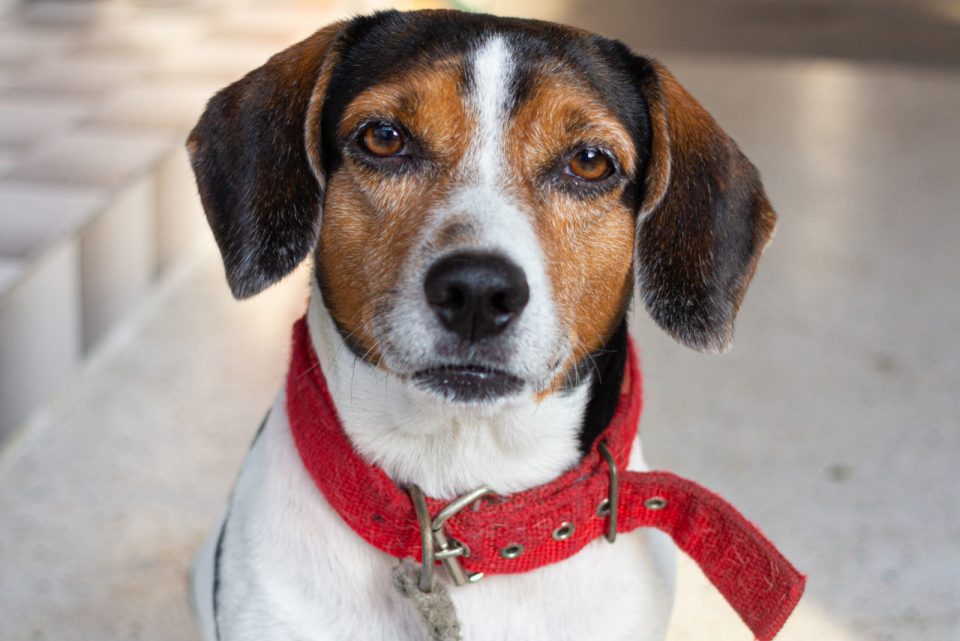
left=0, top=0, right=352, bottom=442
left=0, top=0, right=397, bottom=441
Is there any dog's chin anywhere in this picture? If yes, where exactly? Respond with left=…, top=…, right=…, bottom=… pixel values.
left=410, top=366, right=526, bottom=406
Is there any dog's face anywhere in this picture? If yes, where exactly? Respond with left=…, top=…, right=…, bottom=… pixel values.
left=188, top=10, right=776, bottom=407
left=316, top=28, right=642, bottom=405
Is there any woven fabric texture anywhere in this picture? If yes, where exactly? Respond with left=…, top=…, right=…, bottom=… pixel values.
left=286, top=318, right=805, bottom=640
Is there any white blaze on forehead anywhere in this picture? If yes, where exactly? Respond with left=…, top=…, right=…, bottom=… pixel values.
left=458, top=35, right=545, bottom=279
left=468, top=35, right=513, bottom=185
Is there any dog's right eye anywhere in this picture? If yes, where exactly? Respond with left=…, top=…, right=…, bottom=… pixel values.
left=358, top=122, right=406, bottom=157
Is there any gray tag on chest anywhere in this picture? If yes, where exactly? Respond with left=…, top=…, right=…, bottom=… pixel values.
left=392, top=559, right=463, bottom=641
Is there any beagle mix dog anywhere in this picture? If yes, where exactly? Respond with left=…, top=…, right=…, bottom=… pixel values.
left=186, top=9, right=779, bottom=641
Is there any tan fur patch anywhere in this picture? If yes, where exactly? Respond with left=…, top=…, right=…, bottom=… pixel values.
left=506, top=71, right=638, bottom=393
left=316, top=61, right=474, bottom=360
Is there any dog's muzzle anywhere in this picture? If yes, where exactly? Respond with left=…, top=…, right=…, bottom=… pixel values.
left=415, top=252, right=529, bottom=402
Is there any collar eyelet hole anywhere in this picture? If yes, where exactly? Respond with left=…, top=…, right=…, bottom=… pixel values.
left=552, top=522, right=576, bottom=541
left=644, top=496, right=668, bottom=510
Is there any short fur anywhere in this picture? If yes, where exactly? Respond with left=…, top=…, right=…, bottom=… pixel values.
left=187, top=9, right=776, bottom=640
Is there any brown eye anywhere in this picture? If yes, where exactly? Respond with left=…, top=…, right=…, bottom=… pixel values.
left=360, top=122, right=405, bottom=157
left=567, top=147, right=613, bottom=181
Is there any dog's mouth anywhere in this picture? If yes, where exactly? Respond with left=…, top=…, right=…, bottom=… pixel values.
left=412, top=365, right=524, bottom=403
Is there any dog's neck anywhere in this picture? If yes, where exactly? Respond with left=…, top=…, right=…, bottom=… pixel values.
left=305, top=280, right=625, bottom=500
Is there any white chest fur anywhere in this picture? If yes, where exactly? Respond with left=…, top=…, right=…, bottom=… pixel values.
left=213, top=395, right=676, bottom=641
left=205, top=292, right=677, bottom=640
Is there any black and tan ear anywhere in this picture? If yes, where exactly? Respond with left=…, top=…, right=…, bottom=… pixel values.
left=633, top=60, right=777, bottom=352
left=186, top=21, right=349, bottom=299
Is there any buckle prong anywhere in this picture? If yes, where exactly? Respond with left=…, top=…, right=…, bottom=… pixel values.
left=409, top=484, right=494, bottom=592
left=409, top=485, right=435, bottom=592
left=598, top=441, right=619, bottom=543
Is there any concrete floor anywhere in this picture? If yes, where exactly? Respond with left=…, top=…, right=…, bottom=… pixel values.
left=1, top=13, right=959, bottom=641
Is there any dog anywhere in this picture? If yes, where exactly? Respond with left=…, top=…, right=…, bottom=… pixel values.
left=186, top=10, right=799, bottom=641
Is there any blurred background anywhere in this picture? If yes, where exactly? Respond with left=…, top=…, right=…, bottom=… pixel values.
left=0, top=1, right=957, bottom=640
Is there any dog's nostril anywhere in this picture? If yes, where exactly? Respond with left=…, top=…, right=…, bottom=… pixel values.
left=424, top=252, right=529, bottom=342
left=490, top=287, right=528, bottom=315
left=489, top=291, right=510, bottom=315
left=431, top=284, right=465, bottom=310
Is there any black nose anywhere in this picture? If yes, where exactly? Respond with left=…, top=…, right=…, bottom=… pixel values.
left=424, top=252, right=530, bottom=342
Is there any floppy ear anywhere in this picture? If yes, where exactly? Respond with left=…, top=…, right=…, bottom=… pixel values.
left=186, top=21, right=348, bottom=299
left=633, top=60, right=777, bottom=352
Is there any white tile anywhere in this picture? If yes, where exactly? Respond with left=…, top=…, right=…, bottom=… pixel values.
left=11, top=55, right=147, bottom=96
left=92, top=79, right=220, bottom=131
left=0, top=241, right=81, bottom=440
left=155, top=149, right=206, bottom=273
left=19, top=0, right=132, bottom=26
left=78, top=12, right=208, bottom=55
left=78, top=176, right=156, bottom=351
left=153, top=39, right=281, bottom=82
left=0, top=256, right=24, bottom=295
left=208, top=5, right=349, bottom=43
left=9, top=126, right=172, bottom=190
left=0, top=181, right=104, bottom=258
left=0, top=146, right=17, bottom=175
left=0, top=95, right=89, bottom=147
left=0, top=27, right=79, bottom=66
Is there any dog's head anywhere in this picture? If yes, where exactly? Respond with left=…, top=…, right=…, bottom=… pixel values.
left=188, top=10, right=776, bottom=407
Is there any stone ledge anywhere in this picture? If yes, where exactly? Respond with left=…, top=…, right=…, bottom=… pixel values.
left=0, top=27, right=80, bottom=65
left=0, top=0, right=354, bottom=447
left=0, top=257, right=24, bottom=294
left=0, top=241, right=81, bottom=442
left=7, top=54, right=148, bottom=97
left=0, top=95, right=91, bottom=148
left=91, top=79, right=222, bottom=131
left=0, top=181, right=104, bottom=259
left=8, top=126, right=174, bottom=189
left=0, top=147, right=15, bottom=174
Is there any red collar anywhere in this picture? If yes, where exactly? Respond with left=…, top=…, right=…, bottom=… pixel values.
left=286, top=318, right=804, bottom=640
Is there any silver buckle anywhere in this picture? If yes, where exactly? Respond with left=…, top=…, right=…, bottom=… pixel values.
left=408, top=484, right=494, bottom=593
left=597, top=441, right=619, bottom=543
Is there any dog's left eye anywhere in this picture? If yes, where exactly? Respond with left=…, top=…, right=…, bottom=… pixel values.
left=358, top=122, right=406, bottom=157
left=566, top=147, right=614, bottom=182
